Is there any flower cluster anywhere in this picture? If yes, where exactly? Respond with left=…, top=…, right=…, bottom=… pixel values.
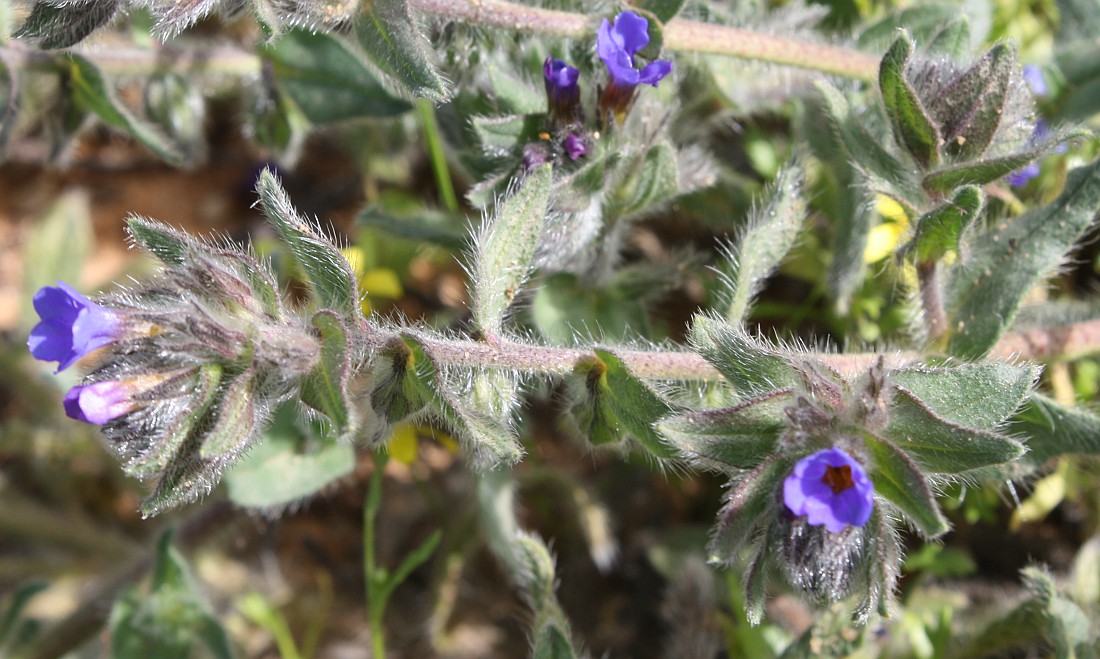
left=524, top=11, right=672, bottom=172
left=29, top=219, right=323, bottom=515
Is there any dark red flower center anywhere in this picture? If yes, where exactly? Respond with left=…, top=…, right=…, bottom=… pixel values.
left=822, top=465, right=854, bottom=494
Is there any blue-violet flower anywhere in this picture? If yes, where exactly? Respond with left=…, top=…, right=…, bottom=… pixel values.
left=783, top=448, right=874, bottom=533
left=64, top=381, right=139, bottom=424
left=597, top=11, right=672, bottom=123
left=28, top=281, right=120, bottom=372
left=1023, top=64, right=1047, bottom=97
left=544, top=57, right=582, bottom=124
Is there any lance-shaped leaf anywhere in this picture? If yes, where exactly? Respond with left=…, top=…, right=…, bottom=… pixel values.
left=265, top=29, right=411, bottom=124
left=66, top=54, right=184, bottom=165
left=922, top=131, right=1084, bottom=193
left=354, top=0, right=448, bottom=101
left=719, top=159, right=805, bottom=324
left=472, top=114, right=547, bottom=156
left=1007, top=392, right=1100, bottom=468
left=256, top=169, right=360, bottom=319
left=127, top=216, right=283, bottom=320
left=300, top=311, right=356, bottom=439
left=110, top=532, right=234, bottom=659
left=657, top=389, right=791, bottom=470
left=224, top=404, right=355, bottom=510
left=708, top=455, right=793, bottom=566
left=924, top=16, right=972, bottom=59
left=946, top=157, right=1100, bottom=358
left=887, top=362, right=1037, bottom=430
left=15, top=0, right=118, bottom=49
left=865, top=434, right=950, bottom=538
left=404, top=337, right=523, bottom=468
left=928, top=43, right=1015, bottom=161
left=880, top=34, right=941, bottom=169
left=199, top=371, right=257, bottom=459
left=689, top=315, right=800, bottom=398
left=471, top=164, right=552, bottom=336
left=882, top=386, right=1025, bottom=472
left=569, top=350, right=679, bottom=459
left=906, top=185, right=983, bottom=264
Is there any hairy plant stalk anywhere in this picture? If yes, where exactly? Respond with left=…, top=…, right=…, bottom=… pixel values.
left=407, top=0, right=880, bottom=80
left=0, top=43, right=262, bottom=78
left=917, top=261, right=949, bottom=348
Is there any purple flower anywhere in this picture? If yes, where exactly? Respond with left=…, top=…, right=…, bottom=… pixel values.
left=28, top=281, right=120, bottom=372
left=783, top=448, right=874, bottom=533
left=564, top=133, right=587, bottom=160
left=1005, top=161, right=1041, bottom=187
left=544, top=57, right=581, bottom=124
left=64, top=381, right=137, bottom=424
left=597, top=11, right=672, bottom=88
left=1023, top=65, right=1047, bottom=97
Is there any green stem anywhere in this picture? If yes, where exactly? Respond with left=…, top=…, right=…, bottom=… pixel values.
left=364, top=451, right=389, bottom=659
left=416, top=98, right=460, bottom=213
left=406, top=0, right=879, bottom=81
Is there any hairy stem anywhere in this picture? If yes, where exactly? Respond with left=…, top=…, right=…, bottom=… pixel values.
left=407, top=0, right=879, bottom=80
left=918, top=261, right=949, bottom=348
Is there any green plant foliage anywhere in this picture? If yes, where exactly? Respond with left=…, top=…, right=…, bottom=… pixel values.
left=224, top=404, right=355, bottom=510
left=864, top=435, right=951, bottom=537
left=353, top=0, right=448, bottom=101
left=299, top=311, right=356, bottom=440
left=1008, top=393, right=1100, bottom=468
left=906, top=185, right=983, bottom=264
left=15, top=0, right=119, bottom=49
left=689, top=315, right=800, bottom=399
left=472, top=164, right=553, bottom=336
left=879, top=34, right=941, bottom=169
left=946, top=158, right=1100, bottom=358
left=109, top=532, right=235, bottom=659
left=658, top=390, right=789, bottom=470
left=264, top=29, right=412, bottom=123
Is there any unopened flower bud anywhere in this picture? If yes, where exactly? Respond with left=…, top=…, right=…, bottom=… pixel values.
left=544, top=57, right=582, bottom=126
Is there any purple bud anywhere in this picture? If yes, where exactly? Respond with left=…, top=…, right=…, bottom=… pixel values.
left=564, top=134, right=587, bottom=160
left=544, top=57, right=581, bottom=122
left=783, top=448, right=874, bottom=533
left=64, top=381, right=137, bottom=424
left=28, top=281, right=120, bottom=372
left=522, top=142, right=553, bottom=172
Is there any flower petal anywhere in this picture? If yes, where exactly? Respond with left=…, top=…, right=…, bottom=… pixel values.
left=613, top=11, right=651, bottom=57
left=637, top=60, right=672, bottom=86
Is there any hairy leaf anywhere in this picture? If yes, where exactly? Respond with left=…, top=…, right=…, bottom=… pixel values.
left=720, top=158, right=805, bottom=324
left=882, top=387, right=1025, bottom=472
left=16, top=0, right=118, bottom=48
left=256, top=168, right=360, bottom=319
left=865, top=434, right=950, bottom=538
left=266, top=29, right=411, bottom=123
left=946, top=158, right=1100, bottom=358
left=906, top=185, right=983, bottom=263
left=354, top=0, right=448, bottom=101
left=708, top=455, right=793, bottom=565
left=657, top=389, right=790, bottom=470
left=610, top=140, right=679, bottom=219
left=879, top=34, right=941, bottom=169
left=887, top=362, right=1037, bottom=430
left=1008, top=392, right=1100, bottom=468
left=67, top=54, right=184, bottom=164
left=198, top=371, right=257, bottom=459
left=299, top=311, right=356, bottom=439
left=472, top=164, right=552, bottom=336
left=689, top=315, right=800, bottom=398
left=928, top=43, right=1015, bottom=160
left=922, top=132, right=1083, bottom=192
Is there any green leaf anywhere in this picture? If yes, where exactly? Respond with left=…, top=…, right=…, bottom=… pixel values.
left=224, top=404, right=356, bottom=510
left=472, top=114, right=547, bottom=156
left=887, top=362, right=1037, bottom=430
left=110, top=532, right=235, bottom=659
left=255, top=168, right=360, bottom=319
left=657, top=389, right=790, bottom=470
left=907, top=185, right=983, bottom=263
left=353, top=0, right=448, bottom=101
left=531, top=272, right=652, bottom=344
left=472, top=164, right=552, bottom=336
left=15, top=0, right=118, bottom=48
left=879, top=34, right=941, bottom=168
left=355, top=206, right=467, bottom=252
left=299, top=311, right=356, bottom=439
left=708, top=455, right=793, bottom=565
left=689, top=315, right=800, bottom=398
left=533, top=626, right=578, bottom=659
left=928, top=43, right=1015, bottom=160
left=567, top=349, right=680, bottom=459
left=1007, top=392, right=1100, bottom=468
left=865, top=434, right=950, bottom=538
left=632, top=0, right=686, bottom=22
left=882, top=387, right=1025, bottom=473
left=946, top=158, right=1100, bottom=358
left=857, top=4, right=971, bottom=51
left=66, top=54, right=184, bottom=164
left=924, top=17, right=972, bottom=59
left=265, top=29, right=411, bottom=123
left=921, top=141, right=1076, bottom=193
left=0, top=583, right=47, bottom=649
left=367, top=337, right=430, bottom=441
left=720, top=158, right=806, bottom=324
left=199, top=372, right=257, bottom=460
left=404, top=337, right=523, bottom=468
left=610, top=140, right=679, bottom=218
